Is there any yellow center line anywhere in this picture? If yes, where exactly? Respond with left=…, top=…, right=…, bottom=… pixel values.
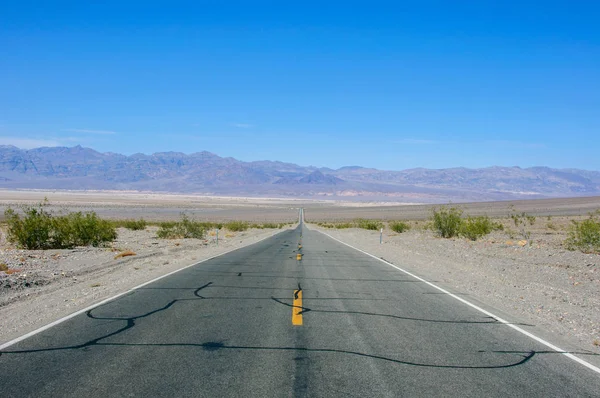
left=292, top=290, right=303, bottom=326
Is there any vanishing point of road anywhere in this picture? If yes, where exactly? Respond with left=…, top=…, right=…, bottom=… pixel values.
left=1, top=212, right=600, bottom=397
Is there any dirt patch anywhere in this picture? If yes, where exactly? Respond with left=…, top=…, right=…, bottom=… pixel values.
left=308, top=223, right=600, bottom=355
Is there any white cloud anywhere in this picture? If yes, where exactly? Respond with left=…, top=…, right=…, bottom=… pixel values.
left=64, top=128, right=117, bottom=135
left=0, top=137, right=62, bottom=149
left=230, top=123, right=253, bottom=129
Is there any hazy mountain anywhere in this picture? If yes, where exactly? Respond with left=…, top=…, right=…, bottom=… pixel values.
left=1, top=145, right=599, bottom=202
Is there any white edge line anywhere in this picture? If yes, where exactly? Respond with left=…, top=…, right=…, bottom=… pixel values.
left=312, top=227, right=600, bottom=375
left=0, top=228, right=291, bottom=351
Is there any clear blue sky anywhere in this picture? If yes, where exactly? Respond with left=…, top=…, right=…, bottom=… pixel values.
left=1, top=1, right=599, bottom=170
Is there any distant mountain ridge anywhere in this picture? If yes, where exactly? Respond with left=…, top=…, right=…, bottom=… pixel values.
left=0, top=145, right=599, bottom=203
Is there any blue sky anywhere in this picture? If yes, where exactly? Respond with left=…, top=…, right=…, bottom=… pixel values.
left=1, top=1, right=599, bottom=170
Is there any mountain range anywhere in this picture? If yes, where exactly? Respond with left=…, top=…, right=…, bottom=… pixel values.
left=0, top=145, right=599, bottom=203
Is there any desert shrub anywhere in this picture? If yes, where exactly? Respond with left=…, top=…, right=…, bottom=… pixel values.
left=4, top=205, right=116, bottom=249
left=460, top=216, right=495, bottom=241
left=156, top=214, right=206, bottom=239
left=313, top=221, right=354, bottom=229
left=225, top=221, right=249, bottom=232
left=508, top=208, right=536, bottom=241
left=431, top=207, right=463, bottom=238
left=355, top=219, right=383, bottom=231
left=197, top=221, right=222, bottom=230
left=260, top=223, right=280, bottom=229
left=64, top=212, right=117, bottom=247
left=389, top=221, right=410, bottom=233
left=565, top=215, right=600, bottom=253
left=335, top=222, right=354, bottom=229
left=122, top=219, right=147, bottom=231
left=246, top=223, right=282, bottom=229
left=4, top=206, right=53, bottom=249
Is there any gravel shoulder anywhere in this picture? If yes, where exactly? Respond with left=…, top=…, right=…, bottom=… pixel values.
left=307, top=224, right=600, bottom=356
left=0, top=226, right=292, bottom=345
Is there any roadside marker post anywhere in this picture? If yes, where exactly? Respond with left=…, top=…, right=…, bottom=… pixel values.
left=380, top=228, right=383, bottom=244
left=216, top=228, right=219, bottom=246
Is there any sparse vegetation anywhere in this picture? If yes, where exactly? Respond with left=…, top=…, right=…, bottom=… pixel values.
left=355, top=219, right=383, bottom=231
left=0, top=263, right=8, bottom=272
left=156, top=214, right=206, bottom=239
left=261, top=222, right=283, bottom=229
left=546, top=222, right=558, bottom=231
left=565, top=212, right=600, bottom=253
left=389, top=221, right=410, bottom=233
left=113, top=219, right=147, bottom=231
left=460, top=216, right=500, bottom=241
left=431, top=207, right=464, bottom=238
left=4, top=203, right=117, bottom=250
left=431, top=207, right=502, bottom=240
left=225, top=221, right=249, bottom=232
left=248, top=222, right=286, bottom=229
left=509, top=207, right=536, bottom=242
left=314, top=222, right=354, bottom=229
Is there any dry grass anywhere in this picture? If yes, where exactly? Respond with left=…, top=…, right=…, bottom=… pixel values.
left=5, top=269, right=21, bottom=275
left=114, top=250, right=137, bottom=259
left=0, top=263, right=8, bottom=272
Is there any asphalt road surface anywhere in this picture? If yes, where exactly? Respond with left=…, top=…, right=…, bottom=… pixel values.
left=2, top=222, right=600, bottom=397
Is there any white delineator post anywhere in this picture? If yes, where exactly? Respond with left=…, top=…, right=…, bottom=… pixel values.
left=380, top=228, right=383, bottom=244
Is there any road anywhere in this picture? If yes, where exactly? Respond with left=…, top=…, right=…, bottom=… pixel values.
left=1, top=217, right=600, bottom=396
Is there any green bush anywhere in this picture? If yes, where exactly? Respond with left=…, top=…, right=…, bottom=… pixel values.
left=355, top=219, right=383, bottom=231
left=4, top=205, right=116, bottom=249
left=67, top=212, right=117, bottom=247
left=460, top=216, right=495, bottom=241
left=431, top=207, right=463, bottom=238
left=225, top=221, right=249, bottom=232
left=335, top=222, right=354, bottom=229
left=389, top=221, right=410, bottom=233
left=4, top=207, right=53, bottom=249
left=113, top=219, right=148, bottom=231
left=260, top=223, right=280, bottom=229
left=565, top=215, right=600, bottom=253
left=156, top=214, right=206, bottom=239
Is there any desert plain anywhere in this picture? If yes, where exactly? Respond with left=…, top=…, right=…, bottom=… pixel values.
left=0, top=190, right=599, bottom=361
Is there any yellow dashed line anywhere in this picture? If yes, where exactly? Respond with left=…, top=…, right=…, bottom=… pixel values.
left=292, top=290, right=303, bottom=326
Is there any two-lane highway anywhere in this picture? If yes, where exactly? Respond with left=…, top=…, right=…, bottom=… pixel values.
left=1, top=222, right=599, bottom=397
